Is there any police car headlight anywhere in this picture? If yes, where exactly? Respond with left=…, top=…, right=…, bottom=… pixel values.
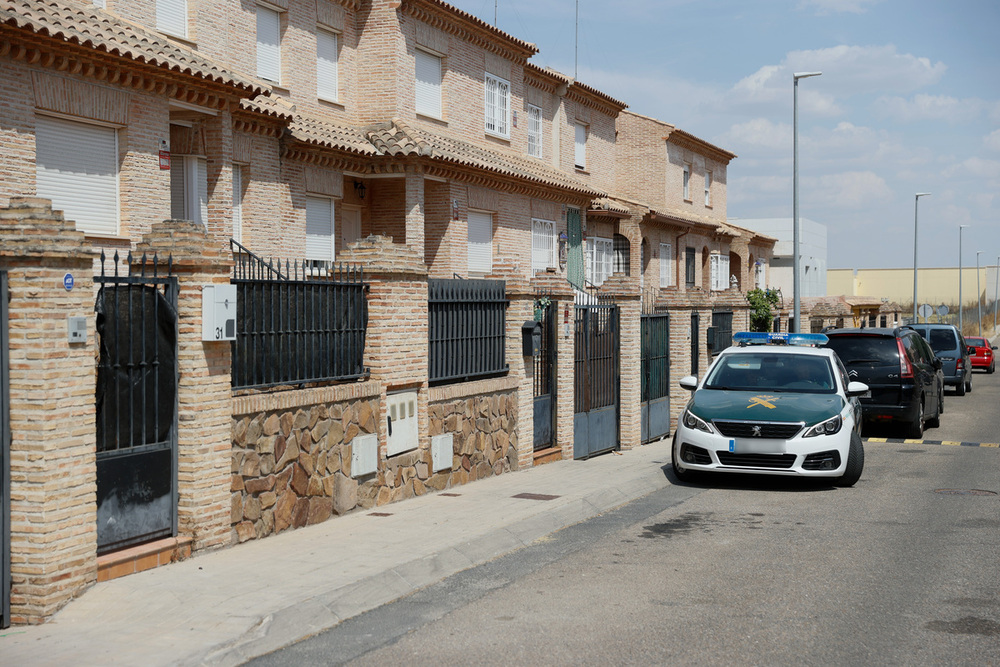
left=683, top=409, right=714, bottom=434
left=803, top=414, right=842, bottom=438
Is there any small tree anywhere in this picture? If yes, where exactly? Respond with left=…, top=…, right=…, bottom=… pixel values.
left=746, top=288, right=781, bottom=332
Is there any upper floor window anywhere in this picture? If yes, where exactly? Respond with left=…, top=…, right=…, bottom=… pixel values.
left=683, top=163, right=691, bottom=200
left=157, top=0, right=187, bottom=38
left=527, top=104, right=542, bottom=158
left=705, top=170, right=713, bottom=206
left=531, top=218, right=556, bottom=273
left=586, top=236, right=614, bottom=286
left=93, top=0, right=106, bottom=8
left=256, top=5, right=282, bottom=84
left=415, top=49, right=443, bottom=119
left=613, top=233, right=630, bottom=276
left=485, top=73, right=510, bottom=138
left=685, top=247, right=696, bottom=287
left=709, top=253, right=730, bottom=291
left=659, top=243, right=674, bottom=288
left=316, top=28, right=339, bottom=102
left=574, top=123, right=587, bottom=170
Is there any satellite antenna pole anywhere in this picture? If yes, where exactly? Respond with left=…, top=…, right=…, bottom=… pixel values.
left=575, top=0, right=579, bottom=79
left=494, top=0, right=497, bottom=25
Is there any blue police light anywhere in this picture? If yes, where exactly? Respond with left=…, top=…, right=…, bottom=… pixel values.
left=733, top=332, right=828, bottom=346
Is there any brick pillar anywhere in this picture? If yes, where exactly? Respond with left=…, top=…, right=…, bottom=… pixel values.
left=135, top=220, right=233, bottom=552
left=339, top=236, right=428, bottom=472
left=0, top=198, right=98, bottom=624
left=600, top=274, right=642, bottom=451
left=531, top=274, right=576, bottom=461
left=404, top=166, right=425, bottom=256
left=203, top=108, right=234, bottom=242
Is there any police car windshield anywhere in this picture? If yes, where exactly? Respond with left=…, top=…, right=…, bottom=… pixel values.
left=704, top=352, right=836, bottom=394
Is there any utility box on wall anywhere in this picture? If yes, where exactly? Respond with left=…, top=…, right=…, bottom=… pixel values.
left=202, top=284, right=237, bottom=341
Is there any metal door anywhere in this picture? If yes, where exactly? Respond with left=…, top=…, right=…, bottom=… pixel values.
left=533, top=298, right=556, bottom=450
left=641, top=312, right=670, bottom=443
left=94, top=253, right=178, bottom=555
left=573, top=302, right=619, bottom=459
left=1, top=270, right=10, bottom=628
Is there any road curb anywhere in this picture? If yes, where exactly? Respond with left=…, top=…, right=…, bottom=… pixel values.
left=864, top=438, right=999, bottom=448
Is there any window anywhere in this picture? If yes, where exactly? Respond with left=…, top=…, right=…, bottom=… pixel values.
left=467, top=210, right=492, bottom=274
left=232, top=164, right=243, bottom=243
left=659, top=243, right=674, bottom=288
left=710, top=253, right=730, bottom=291
left=574, top=123, right=587, bottom=170
left=415, top=49, right=442, bottom=118
left=35, top=114, right=119, bottom=237
left=531, top=218, right=556, bottom=273
left=755, top=260, right=766, bottom=289
left=305, top=195, right=335, bottom=265
left=316, top=29, right=339, bottom=102
left=256, top=5, right=281, bottom=84
left=485, top=73, right=510, bottom=138
left=527, top=104, right=542, bottom=158
left=705, top=170, right=712, bottom=206
left=612, top=234, right=630, bottom=277
left=586, top=236, right=614, bottom=286
left=170, top=155, right=208, bottom=226
left=685, top=247, right=696, bottom=287
left=341, top=207, right=361, bottom=247
left=157, top=0, right=187, bottom=38
left=683, top=163, right=691, bottom=200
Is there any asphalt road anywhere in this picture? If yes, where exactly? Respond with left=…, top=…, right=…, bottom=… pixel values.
left=249, top=369, right=1000, bottom=666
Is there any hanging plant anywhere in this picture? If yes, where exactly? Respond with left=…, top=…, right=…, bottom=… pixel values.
left=534, top=296, right=551, bottom=321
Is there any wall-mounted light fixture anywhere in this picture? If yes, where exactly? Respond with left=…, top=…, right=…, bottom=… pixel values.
left=353, top=180, right=366, bottom=200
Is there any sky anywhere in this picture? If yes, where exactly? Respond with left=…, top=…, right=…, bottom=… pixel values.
left=447, top=0, right=1000, bottom=270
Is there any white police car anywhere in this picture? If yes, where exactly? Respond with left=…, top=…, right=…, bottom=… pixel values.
left=672, top=332, right=869, bottom=486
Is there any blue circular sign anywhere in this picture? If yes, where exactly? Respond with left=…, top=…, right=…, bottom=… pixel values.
left=63, top=273, right=75, bottom=291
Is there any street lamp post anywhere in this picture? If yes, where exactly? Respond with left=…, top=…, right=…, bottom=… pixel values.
left=977, top=251, right=983, bottom=337
left=912, top=193, right=930, bottom=322
left=959, top=225, right=969, bottom=333
left=793, top=71, right=822, bottom=334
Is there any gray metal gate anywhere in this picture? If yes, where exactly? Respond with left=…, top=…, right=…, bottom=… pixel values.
left=1, top=270, right=10, bottom=628
left=641, top=311, right=671, bottom=443
left=533, top=297, right=556, bottom=450
left=94, top=253, right=178, bottom=555
left=573, top=301, right=619, bottom=459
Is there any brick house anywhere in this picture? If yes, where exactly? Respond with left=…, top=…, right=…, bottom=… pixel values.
left=0, top=0, right=771, bottom=625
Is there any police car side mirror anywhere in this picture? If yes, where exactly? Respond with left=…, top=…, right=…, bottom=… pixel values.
left=846, top=381, right=869, bottom=397
left=679, top=375, right=699, bottom=391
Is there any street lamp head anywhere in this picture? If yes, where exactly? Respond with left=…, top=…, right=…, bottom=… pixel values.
left=794, top=71, right=823, bottom=79
left=915, top=192, right=931, bottom=198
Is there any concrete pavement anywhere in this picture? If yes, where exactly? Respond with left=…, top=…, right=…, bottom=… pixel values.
left=0, top=439, right=675, bottom=666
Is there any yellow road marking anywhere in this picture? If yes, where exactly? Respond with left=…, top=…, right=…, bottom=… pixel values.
left=941, top=441, right=961, bottom=446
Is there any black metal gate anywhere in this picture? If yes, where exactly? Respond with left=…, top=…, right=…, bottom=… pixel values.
left=573, top=300, right=619, bottom=459
left=690, top=311, right=700, bottom=377
left=533, top=297, right=556, bottom=450
left=94, top=253, right=178, bottom=555
left=1, top=270, right=10, bottom=629
left=641, top=310, right=671, bottom=443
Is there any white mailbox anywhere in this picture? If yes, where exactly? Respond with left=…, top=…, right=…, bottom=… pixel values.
left=202, top=284, right=238, bottom=341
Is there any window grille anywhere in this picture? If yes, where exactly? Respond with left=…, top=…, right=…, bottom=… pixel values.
left=532, top=219, right=556, bottom=273
left=485, top=73, right=510, bottom=137
left=527, top=104, right=542, bottom=157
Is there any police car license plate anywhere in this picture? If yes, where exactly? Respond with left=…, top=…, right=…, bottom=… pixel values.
left=730, top=438, right=785, bottom=455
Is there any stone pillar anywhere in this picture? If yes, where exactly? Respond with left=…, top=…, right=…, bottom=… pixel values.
left=135, top=220, right=233, bottom=552
left=531, top=273, right=576, bottom=461
left=339, top=236, right=428, bottom=488
left=404, top=166, right=425, bottom=256
left=599, top=274, right=642, bottom=451
left=0, top=198, right=98, bottom=624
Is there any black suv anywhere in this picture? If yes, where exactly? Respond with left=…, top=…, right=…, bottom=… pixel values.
left=823, top=327, right=943, bottom=438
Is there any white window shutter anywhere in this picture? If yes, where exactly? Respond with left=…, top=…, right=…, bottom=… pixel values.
left=317, top=29, right=339, bottom=101
left=683, top=164, right=690, bottom=199
left=257, top=6, right=281, bottom=83
left=195, top=156, right=208, bottom=227
left=169, top=154, right=186, bottom=221
left=415, top=49, right=442, bottom=118
left=705, top=171, right=712, bottom=205
left=710, top=254, right=720, bottom=290
left=575, top=123, right=586, bottom=169
left=35, top=115, right=118, bottom=236
left=721, top=255, right=731, bottom=288
left=157, top=0, right=187, bottom=38
left=467, top=211, right=492, bottom=274
left=660, top=243, right=672, bottom=288
left=232, top=164, right=243, bottom=242
left=306, top=196, right=335, bottom=262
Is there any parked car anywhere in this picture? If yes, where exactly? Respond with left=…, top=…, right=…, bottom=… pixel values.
left=673, top=332, right=867, bottom=487
left=823, top=327, right=943, bottom=438
left=905, top=323, right=972, bottom=395
left=965, top=336, right=996, bottom=374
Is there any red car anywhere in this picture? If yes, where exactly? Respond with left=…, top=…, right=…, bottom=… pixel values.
left=965, top=336, right=997, bottom=373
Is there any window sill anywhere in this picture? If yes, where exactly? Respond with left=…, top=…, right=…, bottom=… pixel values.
left=267, top=84, right=291, bottom=96
left=159, top=31, right=196, bottom=49
left=575, top=167, right=589, bottom=174
left=84, top=232, right=132, bottom=244
left=683, top=198, right=693, bottom=204
left=416, top=113, right=448, bottom=126
left=319, top=97, right=344, bottom=110
left=485, top=131, right=510, bottom=143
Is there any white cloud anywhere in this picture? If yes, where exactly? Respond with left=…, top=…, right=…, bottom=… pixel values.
left=874, top=94, right=989, bottom=124
left=723, top=118, right=791, bottom=152
left=942, top=157, right=1000, bottom=181
left=798, top=0, right=884, bottom=15
left=804, top=171, right=893, bottom=209
left=985, top=129, right=1000, bottom=151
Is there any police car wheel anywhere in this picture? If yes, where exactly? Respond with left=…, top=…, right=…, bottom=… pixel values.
left=671, top=437, right=696, bottom=483
left=834, top=432, right=864, bottom=487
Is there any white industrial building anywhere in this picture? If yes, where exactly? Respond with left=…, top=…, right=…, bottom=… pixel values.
left=732, top=218, right=828, bottom=297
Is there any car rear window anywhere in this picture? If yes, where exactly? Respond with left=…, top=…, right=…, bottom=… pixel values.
left=927, top=329, right=958, bottom=353
left=966, top=337, right=986, bottom=347
left=824, top=335, right=898, bottom=365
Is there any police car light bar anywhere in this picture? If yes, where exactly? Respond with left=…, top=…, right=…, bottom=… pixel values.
left=733, top=332, right=829, bottom=346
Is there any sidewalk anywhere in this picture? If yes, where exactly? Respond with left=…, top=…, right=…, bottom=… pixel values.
left=0, top=439, right=675, bottom=667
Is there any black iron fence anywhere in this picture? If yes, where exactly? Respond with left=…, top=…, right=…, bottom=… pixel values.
left=231, top=240, right=368, bottom=390
left=428, top=278, right=508, bottom=385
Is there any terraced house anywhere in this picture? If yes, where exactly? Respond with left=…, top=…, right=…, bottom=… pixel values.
left=0, top=0, right=773, bottom=625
